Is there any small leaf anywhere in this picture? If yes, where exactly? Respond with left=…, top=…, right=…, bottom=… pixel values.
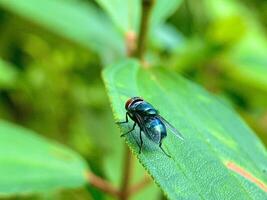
left=0, top=120, right=89, bottom=196
left=95, top=0, right=182, bottom=33
left=102, top=59, right=267, bottom=200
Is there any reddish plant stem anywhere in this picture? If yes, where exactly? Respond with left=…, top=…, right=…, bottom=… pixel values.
left=125, top=30, right=137, bottom=56
left=119, top=146, right=134, bottom=200
left=86, top=170, right=152, bottom=198
left=86, top=171, right=120, bottom=197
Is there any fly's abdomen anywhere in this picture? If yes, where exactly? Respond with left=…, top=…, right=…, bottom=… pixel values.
left=144, top=117, right=167, bottom=144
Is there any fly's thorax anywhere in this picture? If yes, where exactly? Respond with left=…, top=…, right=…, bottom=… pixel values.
left=128, top=101, right=158, bottom=116
left=146, top=109, right=158, bottom=115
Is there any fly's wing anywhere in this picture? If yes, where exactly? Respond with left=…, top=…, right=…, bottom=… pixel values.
left=135, top=114, right=161, bottom=144
left=157, top=115, right=184, bottom=140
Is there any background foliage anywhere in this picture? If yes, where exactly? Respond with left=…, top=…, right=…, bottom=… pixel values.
left=0, top=0, right=266, bottom=199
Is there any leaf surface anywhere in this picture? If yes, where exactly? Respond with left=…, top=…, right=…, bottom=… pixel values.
left=0, top=120, right=89, bottom=196
left=102, top=59, right=267, bottom=200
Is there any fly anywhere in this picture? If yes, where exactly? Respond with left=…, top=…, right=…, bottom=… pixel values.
left=117, top=97, right=184, bottom=157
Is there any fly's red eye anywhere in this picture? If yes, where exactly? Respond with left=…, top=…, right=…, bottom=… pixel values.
left=125, top=97, right=143, bottom=109
left=125, top=99, right=133, bottom=109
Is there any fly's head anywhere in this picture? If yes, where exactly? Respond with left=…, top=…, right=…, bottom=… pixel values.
left=125, top=97, right=143, bottom=111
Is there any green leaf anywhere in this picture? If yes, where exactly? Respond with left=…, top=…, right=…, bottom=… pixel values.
left=0, top=0, right=125, bottom=62
left=102, top=59, right=267, bottom=200
left=95, top=0, right=182, bottom=33
left=0, top=120, right=89, bottom=196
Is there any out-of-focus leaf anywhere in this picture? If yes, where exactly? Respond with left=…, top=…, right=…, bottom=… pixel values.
left=227, top=34, right=267, bottom=91
left=205, top=0, right=267, bottom=91
left=0, top=120, right=89, bottom=196
left=103, top=59, right=267, bottom=200
left=0, top=58, right=18, bottom=88
left=0, top=0, right=125, bottom=63
left=95, top=0, right=182, bottom=33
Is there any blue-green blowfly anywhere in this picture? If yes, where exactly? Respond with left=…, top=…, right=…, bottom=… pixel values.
left=117, top=97, right=184, bottom=157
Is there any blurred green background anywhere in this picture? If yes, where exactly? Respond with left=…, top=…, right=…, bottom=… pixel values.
left=0, top=0, right=266, bottom=199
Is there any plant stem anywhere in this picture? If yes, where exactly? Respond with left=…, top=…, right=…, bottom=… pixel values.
left=86, top=171, right=120, bottom=197
left=87, top=1, right=155, bottom=199
left=119, top=145, right=133, bottom=200
left=135, top=0, right=155, bottom=61
left=117, top=1, right=155, bottom=199
left=125, top=30, right=137, bottom=56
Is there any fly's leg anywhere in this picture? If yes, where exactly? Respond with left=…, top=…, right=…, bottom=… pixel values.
left=139, top=127, right=143, bottom=154
left=121, top=122, right=136, bottom=137
left=159, top=142, right=171, bottom=158
left=117, top=112, right=136, bottom=137
left=116, top=112, right=130, bottom=124
left=121, top=123, right=143, bottom=155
